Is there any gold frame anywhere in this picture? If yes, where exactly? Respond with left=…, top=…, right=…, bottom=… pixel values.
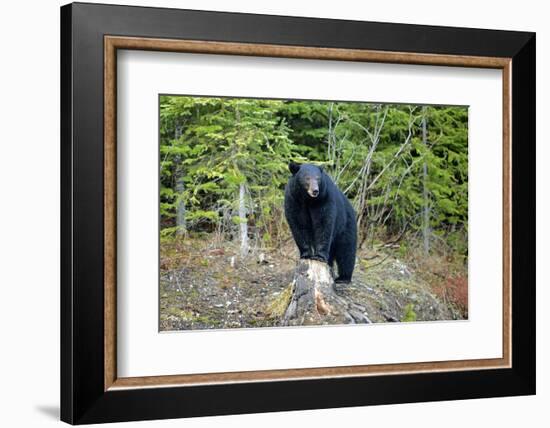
left=104, top=36, right=512, bottom=391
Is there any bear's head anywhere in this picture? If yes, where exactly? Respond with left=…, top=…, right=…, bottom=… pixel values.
left=289, top=162, right=325, bottom=199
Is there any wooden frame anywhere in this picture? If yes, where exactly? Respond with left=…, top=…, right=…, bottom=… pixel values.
left=104, top=35, right=513, bottom=390
left=62, top=2, right=535, bottom=424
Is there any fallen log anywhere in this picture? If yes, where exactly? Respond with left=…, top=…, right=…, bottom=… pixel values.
left=282, top=259, right=371, bottom=326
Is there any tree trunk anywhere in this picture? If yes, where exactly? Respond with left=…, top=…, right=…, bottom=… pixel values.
left=175, top=175, right=186, bottom=236
left=238, top=182, right=249, bottom=257
left=282, top=259, right=371, bottom=326
left=174, top=124, right=186, bottom=237
left=421, top=106, right=431, bottom=255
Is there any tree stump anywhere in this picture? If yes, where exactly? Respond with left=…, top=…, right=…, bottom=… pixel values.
left=282, top=259, right=371, bottom=326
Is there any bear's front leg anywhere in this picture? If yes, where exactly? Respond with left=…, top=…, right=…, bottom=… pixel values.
left=286, top=205, right=315, bottom=259
left=295, top=231, right=314, bottom=260
left=309, top=205, right=335, bottom=263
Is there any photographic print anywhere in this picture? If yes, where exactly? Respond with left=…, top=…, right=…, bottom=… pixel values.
left=159, top=95, right=468, bottom=331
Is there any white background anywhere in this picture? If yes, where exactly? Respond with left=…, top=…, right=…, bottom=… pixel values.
left=0, top=0, right=546, bottom=427
left=118, top=51, right=503, bottom=377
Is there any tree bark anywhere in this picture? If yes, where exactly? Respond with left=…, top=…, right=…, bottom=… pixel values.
left=421, top=106, right=431, bottom=255
left=174, top=124, right=186, bottom=237
left=238, top=182, right=249, bottom=257
left=282, top=259, right=371, bottom=326
left=175, top=175, right=186, bottom=236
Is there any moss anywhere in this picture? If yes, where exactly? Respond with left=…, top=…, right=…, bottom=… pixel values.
left=164, top=307, right=194, bottom=320
left=266, top=283, right=293, bottom=318
left=193, top=314, right=218, bottom=325
left=402, top=303, right=417, bottom=322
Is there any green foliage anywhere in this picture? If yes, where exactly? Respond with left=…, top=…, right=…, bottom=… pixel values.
left=160, top=96, right=468, bottom=256
left=160, top=96, right=300, bottom=240
left=402, top=303, right=418, bottom=322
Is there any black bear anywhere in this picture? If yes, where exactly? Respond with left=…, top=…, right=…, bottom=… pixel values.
left=284, top=162, right=357, bottom=283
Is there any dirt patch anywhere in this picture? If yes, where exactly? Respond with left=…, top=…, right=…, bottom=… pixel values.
left=160, top=238, right=463, bottom=331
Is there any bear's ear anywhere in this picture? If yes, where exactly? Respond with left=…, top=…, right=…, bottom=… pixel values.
left=289, top=162, right=301, bottom=175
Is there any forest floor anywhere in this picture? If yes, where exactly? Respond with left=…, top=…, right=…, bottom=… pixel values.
left=160, top=237, right=466, bottom=331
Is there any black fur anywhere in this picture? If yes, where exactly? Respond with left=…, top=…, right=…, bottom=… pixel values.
left=284, top=163, right=357, bottom=283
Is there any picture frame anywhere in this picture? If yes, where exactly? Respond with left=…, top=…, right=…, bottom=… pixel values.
left=60, top=2, right=535, bottom=424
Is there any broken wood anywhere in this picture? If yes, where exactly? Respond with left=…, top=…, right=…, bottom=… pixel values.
left=282, top=259, right=371, bottom=326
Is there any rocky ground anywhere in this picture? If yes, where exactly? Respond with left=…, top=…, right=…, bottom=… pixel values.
left=160, top=238, right=464, bottom=331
